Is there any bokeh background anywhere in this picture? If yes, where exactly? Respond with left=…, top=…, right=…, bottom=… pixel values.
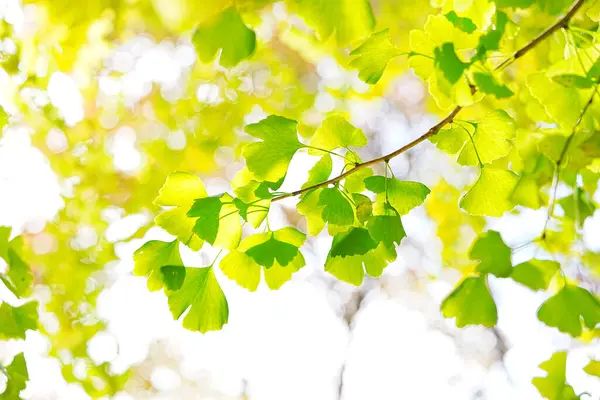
left=0, top=0, right=599, bottom=398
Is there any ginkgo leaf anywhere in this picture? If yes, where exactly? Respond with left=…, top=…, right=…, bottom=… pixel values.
left=528, top=72, right=581, bottom=129
left=434, top=43, right=469, bottom=84
left=0, top=234, right=33, bottom=298
left=219, top=250, right=261, bottom=292
left=441, top=276, right=497, bottom=328
left=552, top=74, right=594, bottom=89
left=133, top=240, right=182, bottom=291
left=193, top=7, right=256, bottom=67
left=587, top=0, right=600, bottom=22
left=0, top=353, right=28, bottom=400
left=460, top=168, right=518, bottom=216
left=558, top=188, right=596, bottom=228
left=285, top=0, right=375, bottom=45
left=353, top=193, right=373, bottom=222
left=350, top=29, right=402, bottom=84
left=297, top=189, right=326, bottom=235
left=537, top=285, right=600, bottom=337
left=532, top=352, right=578, bottom=400
left=430, top=125, right=470, bottom=155
left=154, top=172, right=206, bottom=251
left=494, top=0, right=534, bottom=9
left=458, top=110, right=516, bottom=166
left=584, top=359, right=600, bottom=378
left=0, top=301, right=38, bottom=340
left=511, top=259, right=560, bottom=291
left=159, top=266, right=186, bottom=291
left=318, top=187, right=355, bottom=226
left=367, top=212, right=406, bottom=248
left=239, top=227, right=306, bottom=269
left=167, top=266, right=229, bottom=333
left=329, top=227, right=378, bottom=258
left=325, top=242, right=396, bottom=286
left=263, top=252, right=306, bottom=290
left=344, top=167, right=373, bottom=193
left=365, top=176, right=431, bottom=215
left=308, top=115, right=367, bottom=155
left=243, top=115, right=302, bottom=182
left=473, top=72, right=514, bottom=98
left=445, top=11, right=476, bottom=34
left=476, top=11, right=509, bottom=56
left=188, top=194, right=242, bottom=250
left=302, top=154, right=332, bottom=189
left=469, top=231, right=512, bottom=278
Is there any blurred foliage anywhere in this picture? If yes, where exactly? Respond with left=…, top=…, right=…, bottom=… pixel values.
left=0, top=0, right=599, bottom=398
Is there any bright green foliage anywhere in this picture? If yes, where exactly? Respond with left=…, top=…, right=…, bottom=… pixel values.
left=469, top=231, right=512, bottom=277
left=188, top=194, right=242, bottom=249
left=460, top=168, right=518, bottom=216
left=154, top=172, right=207, bottom=251
left=552, top=74, right=594, bottom=89
left=532, top=352, right=578, bottom=400
left=193, top=7, right=256, bottom=67
left=445, top=11, right=476, bottom=34
left=309, top=115, right=367, bottom=154
left=167, top=266, right=229, bottom=333
left=0, top=228, right=32, bottom=298
left=365, top=177, right=430, bottom=215
left=219, top=251, right=261, bottom=291
left=473, top=72, right=514, bottom=98
left=0, top=301, right=38, bottom=340
left=297, top=189, right=327, bottom=235
left=350, top=29, right=402, bottom=84
left=133, top=240, right=182, bottom=291
left=558, top=189, right=596, bottom=227
left=329, top=227, right=378, bottom=258
left=511, top=259, right=560, bottom=291
left=303, top=155, right=332, bottom=189
left=458, top=110, right=516, bottom=166
left=325, top=242, right=396, bottom=286
left=160, top=266, right=186, bottom=291
left=435, top=43, right=469, bottom=84
left=0, top=353, right=28, bottom=400
left=537, top=285, right=600, bottom=337
left=285, top=0, right=375, bottom=45
left=243, top=115, right=303, bottom=183
left=527, top=73, right=582, bottom=129
left=441, top=276, right=497, bottom=328
left=584, top=360, right=600, bottom=378
left=318, top=188, right=355, bottom=226
left=367, top=214, right=406, bottom=248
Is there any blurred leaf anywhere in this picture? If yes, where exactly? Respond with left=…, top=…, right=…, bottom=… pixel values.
left=0, top=302, right=38, bottom=340
left=532, top=352, right=578, bottom=400
left=350, top=29, right=402, bottom=84
left=133, top=240, right=182, bottom=291
left=0, top=353, right=28, bottom=400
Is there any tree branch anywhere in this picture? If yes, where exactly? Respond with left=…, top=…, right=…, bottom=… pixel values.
left=271, top=0, right=586, bottom=203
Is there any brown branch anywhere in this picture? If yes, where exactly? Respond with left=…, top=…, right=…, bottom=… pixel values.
left=271, top=0, right=586, bottom=204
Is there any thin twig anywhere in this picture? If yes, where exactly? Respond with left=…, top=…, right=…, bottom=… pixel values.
left=271, top=0, right=586, bottom=204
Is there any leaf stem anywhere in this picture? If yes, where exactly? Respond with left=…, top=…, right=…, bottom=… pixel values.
left=271, top=0, right=586, bottom=203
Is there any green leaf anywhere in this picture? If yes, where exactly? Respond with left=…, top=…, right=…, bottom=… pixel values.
left=367, top=213, right=406, bottom=248
left=344, top=167, right=373, bottom=193
left=240, top=227, right=306, bottom=268
left=587, top=0, right=600, bottom=22
left=511, top=259, right=560, bottom=291
left=329, top=227, right=378, bottom=258
left=167, top=266, right=229, bottom=333
left=473, top=72, right=514, bottom=98
left=219, top=251, right=261, bottom=292
left=0, top=353, right=28, bottom=400
left=477, top=11, right=509, bottom=54
left=532, top=352, right=578, bottom=400
left=445, top=11, right=476, bottom=34
left=528, top=72, right=581, bottom=129
left=584, top=359, right=600, bottom=378
left=430, top=125, right=470, bottom=155
left=154, top=172, right=207, bottom=251
left=302, top=154, right=332, bottom=189
left=552, top=74, right=594, bottom=89
left=318, top=188, right=355, bottom=226
left=308, top=115, right=367, bottom=154
left=434, top=43, right=469, bottom=84
left=192, top=7, right=256, bottom=67
left=458, top=110, right=516, bottom=165
left=297, top=189, right=326, bottom=235
left=586, top=57, right=600, bottom=80
left=325, top=242, right=396, bottom=286
left=460, top=167, right=518, bottom=216
left=188, top=194, right=242, bottom=249
left=243, top=115, right=302, bottom=182
left=159, top=266, right=186, bottom=291
left=133, top=240, right=182, bottom=291
left=349, top=29, right=402, bottom=84
left=537, top=285, right=600, bottom=337
left=0, top=230, right=33, bottom=298
left=0, top=226, right=11, bottom=262
left=285, top=0, right=375, bottom=45
left=441, top=276, right=497, bottom=328
left=263, top=252, right=305, bottom=290
left=365, top=176, right=431, bottom=215
left=0, top=301, right=38, bottom=340
left=470, top=231, right=512, bottom=278
left=353, top=193, right=373, bottom=223
left=558, top=188, right=596, bottom=228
